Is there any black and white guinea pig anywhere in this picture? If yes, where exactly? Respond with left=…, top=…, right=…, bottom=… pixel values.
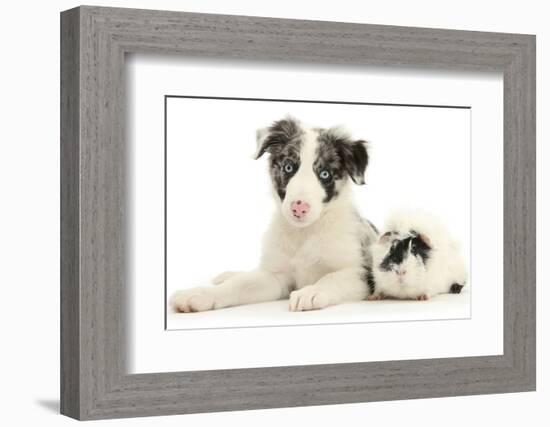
left=367, top=211, right=468, bottom=301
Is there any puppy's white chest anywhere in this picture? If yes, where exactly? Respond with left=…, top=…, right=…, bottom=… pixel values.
left=289, top=244, right=329, bottom=289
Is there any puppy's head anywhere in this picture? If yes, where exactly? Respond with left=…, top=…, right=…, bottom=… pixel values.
left=254, top=116, right=369, bottom=227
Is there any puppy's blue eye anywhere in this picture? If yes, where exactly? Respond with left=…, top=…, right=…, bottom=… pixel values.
left=319, top=170, right=331, bottom=180
left=283, top=163, right=294, bottom=174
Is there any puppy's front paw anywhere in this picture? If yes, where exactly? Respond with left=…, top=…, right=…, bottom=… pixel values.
left=289, top=286, right=331, bottom=312
left=170, top=288, right=216, bottom=313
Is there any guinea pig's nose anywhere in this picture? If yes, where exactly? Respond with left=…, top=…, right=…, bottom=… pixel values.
left=291, top=200, right=310, bottom=219
left=397, top=269, right=407, bottom=276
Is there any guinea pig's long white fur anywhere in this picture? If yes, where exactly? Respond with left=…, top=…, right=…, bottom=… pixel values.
left=370, top=210, right=468, bottom=300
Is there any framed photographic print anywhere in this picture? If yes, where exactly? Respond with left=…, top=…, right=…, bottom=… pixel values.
left=60, top=5, right=536, bottom=420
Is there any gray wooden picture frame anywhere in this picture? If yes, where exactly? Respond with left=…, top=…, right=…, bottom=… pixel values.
left=60, top=5, right=536, bottom=421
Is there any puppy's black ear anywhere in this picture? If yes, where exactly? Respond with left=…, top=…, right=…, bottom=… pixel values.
left=337, top=139, right=369, bottom=185
left=253, top=117, right=300, bottom=159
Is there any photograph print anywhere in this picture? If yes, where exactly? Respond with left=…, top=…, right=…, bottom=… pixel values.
left=166, top=96, right=470, bottom=330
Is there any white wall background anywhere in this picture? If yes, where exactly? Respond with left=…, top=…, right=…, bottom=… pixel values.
left=0, top=0, right=546, bottom=426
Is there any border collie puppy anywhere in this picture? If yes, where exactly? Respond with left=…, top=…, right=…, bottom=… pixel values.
left=170, top=116, right=378, bottom=312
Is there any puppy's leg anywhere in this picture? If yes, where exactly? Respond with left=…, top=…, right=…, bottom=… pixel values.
left=211, top=271, right=242, bottom=285
left=289, top=268, right=367, bottom=312
left=170, top=270, right=292, bottom=313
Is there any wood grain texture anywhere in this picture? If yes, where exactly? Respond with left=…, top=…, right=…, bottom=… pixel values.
left=60, top=7, right=80, bottom=419
left=60, top=5, right=536, bottom=420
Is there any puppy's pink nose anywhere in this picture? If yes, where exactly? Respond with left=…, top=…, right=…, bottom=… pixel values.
left=291, top=200, right=310, bottom=219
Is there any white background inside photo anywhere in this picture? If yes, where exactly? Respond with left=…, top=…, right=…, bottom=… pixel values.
left=128, top=54, right=503, bottom=374
left=166, top=97, right=471, bottom=329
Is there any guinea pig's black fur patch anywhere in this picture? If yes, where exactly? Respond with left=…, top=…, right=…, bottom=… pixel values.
left=379, top=233, right=431, bottom=271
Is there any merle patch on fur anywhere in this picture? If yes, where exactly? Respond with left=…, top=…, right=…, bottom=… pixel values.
left=379, top=233, right=431, bottom=272
left=363, top=264, right=376, bottom=295
left=360, top=231, right=377, bottom=295
left=255, top=118, right=302, bottom=159
left=450, top=283, right=464, bottom=294
left=315, top=129, right=369, bottom=202
left=256, top=118, right=303, bottom=201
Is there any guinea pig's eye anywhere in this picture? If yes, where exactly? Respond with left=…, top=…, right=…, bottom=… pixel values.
left=283, top=163, right=294, bottom=174
left=319, top=169, right=331, bottom=181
